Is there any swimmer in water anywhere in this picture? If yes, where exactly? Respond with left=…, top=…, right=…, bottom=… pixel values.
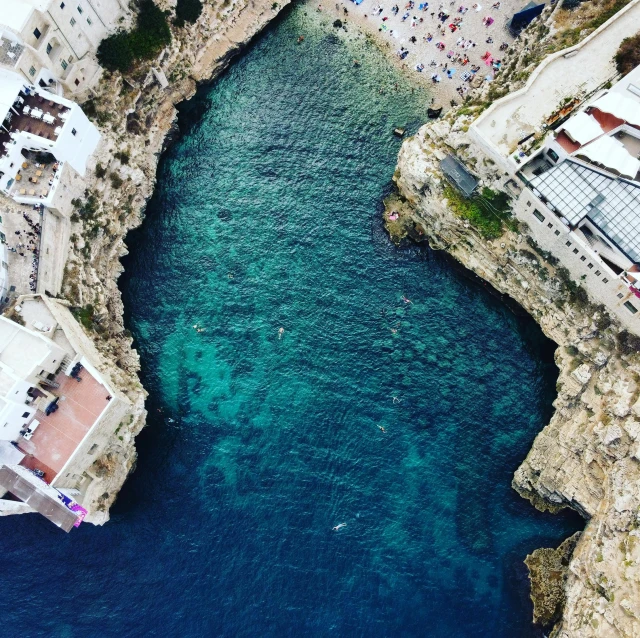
left=402, top=296, right=413, bottom=304
left=378, top=425, right=386, bottom=433
left=332, top=523, right=347, bottom=531
left=392, top=396, right=402, bottom=404
left=278, top=327, right=285, bottom=339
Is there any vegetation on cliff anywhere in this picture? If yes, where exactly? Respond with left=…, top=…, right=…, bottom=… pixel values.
left=175, top=0, right=204, bottom=26
left=615, top=31, right=640, bottom=75
left=443, top=185, right=515, bottom=240
left=97, top=0, right=171, bottom=72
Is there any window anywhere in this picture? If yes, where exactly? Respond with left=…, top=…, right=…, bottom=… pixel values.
left=60, top=1, right=65, bottom=7
left=547, top=222, right=553, bottom=228
left=74, top=78, right=80, bottom=86
left=603, top=278, right=608, bottom=284
left=61, top=59, right=68, bottom=70
left=46, top=43, right=52, bottom=55
left=71, top=128, right=77, bottom=136
left=595, top=270, right=601, bottom=276
left=547, top=148, right=560, bottom=163
left=526, top=201, right=531, bottom=207
left=532, top=209, right=545, bottom=222
left=624, top=301, right=638, bottom=314
left=565, top=241, right=572, bottom=247
left=28, top=66, right=36, bottom=77
left=87, top=17, right=92, bottom=24
left=554, top=230, right=560, bottom=236
left=33, top=27, right=41, bottom=39
left=573, top=248, right=579, bottom=254
left=22, top=412, right=29, bottom=418
left=580, top=256, right=586, bottom=262
left=70, top=17, right=76, bottom=26
left=618, top=292, right=625, bottom=299
left=588, top=263, right=593, bottom=269
left=77, top=5, right=83, bottom=13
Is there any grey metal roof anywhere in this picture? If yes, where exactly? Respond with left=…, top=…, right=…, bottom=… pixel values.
left=530, top=160, right=640, bottom=262
left=440, top=154, right=478, bottom=198
left=0, top=465, right=78, bottom=532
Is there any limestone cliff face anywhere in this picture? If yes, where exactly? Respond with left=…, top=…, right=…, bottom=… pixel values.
left=391, top=121, right=640, bottom=637
left=58, top=0, right=290, bottom=520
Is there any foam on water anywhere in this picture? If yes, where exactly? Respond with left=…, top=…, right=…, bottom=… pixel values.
left=0, top=6, right=582, bottom=637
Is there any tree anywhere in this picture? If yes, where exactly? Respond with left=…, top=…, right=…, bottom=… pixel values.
left=175, top=0, right=203, bottom=26
left=96, top=0, right=171, bottom=73
left=97, top=31, right=134, bottom=73
left=615, top=32, right=640, bottom=76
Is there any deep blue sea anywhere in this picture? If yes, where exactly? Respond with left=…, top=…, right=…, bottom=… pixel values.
left=0, top=6, right=582, bottom=637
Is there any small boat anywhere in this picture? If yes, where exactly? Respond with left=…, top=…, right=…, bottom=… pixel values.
left=332, top=523, right=347, bottom=531
left=393, top=127, right=406, bottom=137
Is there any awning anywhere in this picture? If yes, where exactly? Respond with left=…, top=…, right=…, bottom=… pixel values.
left=591, top=92, right=640, bottom=127
left=560, top=112, right=603, bottom=145
left=576, top=135, right=640, bottom=179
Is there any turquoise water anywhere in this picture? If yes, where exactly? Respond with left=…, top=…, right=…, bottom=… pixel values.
left=0, top=5, right=581, bottom=637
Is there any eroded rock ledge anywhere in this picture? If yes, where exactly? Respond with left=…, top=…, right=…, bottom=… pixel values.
left=389, top=120, right=640, bottom=637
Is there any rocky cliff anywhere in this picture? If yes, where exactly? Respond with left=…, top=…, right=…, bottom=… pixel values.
left=57, top=0, right=290, bottom=520
left=389, top=119, right=640, bottom=637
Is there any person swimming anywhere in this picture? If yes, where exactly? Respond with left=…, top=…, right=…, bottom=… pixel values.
left=278, top=327, right=285, bottom=339
left=332, top=523, right=347, bottom=531
left=402, top=296, right=413, bottom=304
left=378, top=425, right=386, bottom=433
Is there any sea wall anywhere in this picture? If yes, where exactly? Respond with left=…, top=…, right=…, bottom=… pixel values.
left=389, top=119, right=640, bottom=636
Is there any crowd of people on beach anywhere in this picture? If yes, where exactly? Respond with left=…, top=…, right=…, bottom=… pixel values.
left=321, top=0, right=513, bottom=101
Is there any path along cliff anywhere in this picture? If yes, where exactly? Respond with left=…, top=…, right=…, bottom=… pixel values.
left=387, top=111, right=640, bottom=636
left=54, top=0, right=290, bottom=521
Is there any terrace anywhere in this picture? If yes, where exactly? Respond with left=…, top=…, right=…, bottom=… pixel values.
left=0, top=37, right=24, bottom=69
left=16, top=367, right=112, bottom=483
left=8, top=151, right=61, bottom=200
left=2, top=91, right=69, bottom=143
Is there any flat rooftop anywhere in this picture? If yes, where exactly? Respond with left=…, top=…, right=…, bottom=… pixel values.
left=530, top=159, right=640, bottom=261
left=18, top=367, right=111, bottom=481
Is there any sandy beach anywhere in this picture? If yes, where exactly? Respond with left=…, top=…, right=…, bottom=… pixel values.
left=320, top=0, right=526, bottom=104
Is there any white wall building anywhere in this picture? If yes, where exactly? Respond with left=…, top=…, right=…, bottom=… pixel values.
left=0, top=68, right=100, bottom=210
left=0, top=314, right=67, bottom=441
left=0, top=0, right=127, bottom=96
left=471, top=63, right=640, bottom=329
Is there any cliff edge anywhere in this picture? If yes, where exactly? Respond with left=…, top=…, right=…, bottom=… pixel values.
left=389, top=118, right=640, bottom=636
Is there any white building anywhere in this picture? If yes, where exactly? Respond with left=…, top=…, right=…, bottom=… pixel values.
left=0, top=68, right=100, bottom=210
left=0, top=313, right=67, bottom=442
left=0, top=295, right=133, bottom=530
left=0, top=0, right=127, bottom=96
left=471, top=63, right=640, bottom=328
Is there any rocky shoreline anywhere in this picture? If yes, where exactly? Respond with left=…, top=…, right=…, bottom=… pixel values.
left=59, top=0, right=291, bottom=519
left=387, top=115, right=640, bottom=636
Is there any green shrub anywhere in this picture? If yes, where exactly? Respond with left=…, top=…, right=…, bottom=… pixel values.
left=174, top=0, right=203, bottom=26
left=444, top=185, right=514, bottom=240
left=114, top=150, right=130, bottom=165
left=110, top=172, right=124, bottom=189
left=616, top=330, right=640, bottom=356
left=97, top=0, right=171, bottom=73
left=615, top=32, right=640, bottom=76
left=97, top=31, right=134, bottom=73
left=95, top=163, right=107, bottom=178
